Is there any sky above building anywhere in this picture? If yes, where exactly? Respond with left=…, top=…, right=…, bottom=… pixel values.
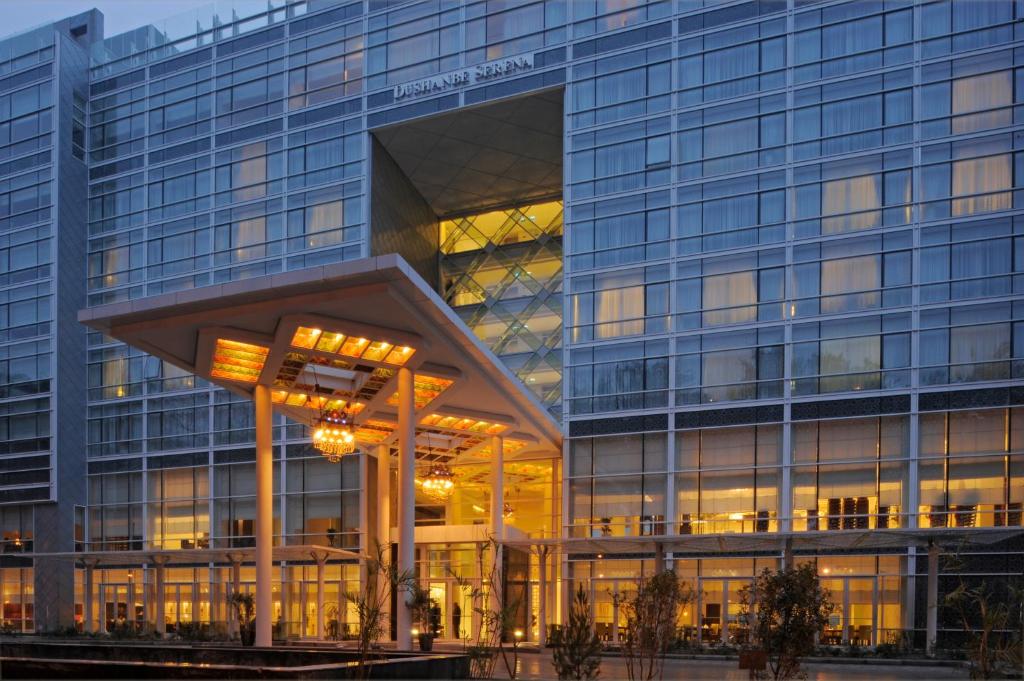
left=0, top=0, right=228, bottom=43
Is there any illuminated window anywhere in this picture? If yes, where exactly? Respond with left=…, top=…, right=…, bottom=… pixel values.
left=210, top=339, right=269, bottom=383
left=288, top=326, right=415, bottom=366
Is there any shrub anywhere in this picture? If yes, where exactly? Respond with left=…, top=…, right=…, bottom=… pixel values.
left=740, top=564, right=834, bottom=681
left=550, top=585, right=601, bottom=680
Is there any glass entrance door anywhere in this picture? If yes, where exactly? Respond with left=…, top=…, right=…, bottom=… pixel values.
left=428, top=582, right=446, bottom=638
left=101, top=583, right=129, bottom=631
left=697, top=579, right=751, bottom=645
left=164, top=583, right=195, bottom=632
left=821, top=577, right=877, bottom=646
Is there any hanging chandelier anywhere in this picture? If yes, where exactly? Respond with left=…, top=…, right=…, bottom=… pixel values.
left=503, top=502, right=515, bottom=520
left=312, top=407, right=356, bottom=462
left=420, top=463, right=456, bottom=501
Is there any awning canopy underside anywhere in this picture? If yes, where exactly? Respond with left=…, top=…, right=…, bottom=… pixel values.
left=79, top=255, right=562, bottom=466
left=36, top=545, right=359, bottom=569
left=509, top=527, right=1024, bottom=556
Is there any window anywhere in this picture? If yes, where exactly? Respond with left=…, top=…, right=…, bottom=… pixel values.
left=821, top=174, right=881, bottom=233
left=951, top=70, right=1012, bottom=133
left=702, top=271, right=756, bottom=325
left=951, top=154, right=1012, bottom=216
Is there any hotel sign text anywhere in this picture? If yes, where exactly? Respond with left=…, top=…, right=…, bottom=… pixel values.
left=392, top=54, right=534, bottom=101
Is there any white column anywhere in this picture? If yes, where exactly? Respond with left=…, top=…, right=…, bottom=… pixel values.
left=396, top=367, right=415, bottom=651
left=254, top=384, right=274, bottom=647
left=229, top=556, right=242, bottom=639
left=97, top=584, right=106, bottom=634
left=720, top=581, right=729, bottom=644
left=315, top=554, right=327, bottom=640
left=83, top=561, right=96, bottom=634
left=376, top=445, right=391, bottom=642
left=537, top=547, right=547, bottom=647
left=926, top=542, right=939, bottom=656
left=782, top=537, right=794, bottom=570
left=472, top=544, right=483, bottom=642
left=154, top=557, right=168, bottom=637
left=490, top=435, right=504, bottom=620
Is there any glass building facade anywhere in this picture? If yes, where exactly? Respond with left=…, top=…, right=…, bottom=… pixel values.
left=0, top=0, right=1019, bottom=648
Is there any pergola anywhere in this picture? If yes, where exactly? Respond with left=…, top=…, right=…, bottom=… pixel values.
left=509, top=526, right=1024, bottom=654
left=79, top=254, right=562, bottom=648
left=38, top=544, right=359, bottom=638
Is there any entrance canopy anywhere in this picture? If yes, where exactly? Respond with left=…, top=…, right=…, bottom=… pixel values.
left=79, top=254, right=562, bottom=464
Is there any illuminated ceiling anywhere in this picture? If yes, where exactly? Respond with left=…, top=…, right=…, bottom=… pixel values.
left=79, top=255, right=562, bottom=465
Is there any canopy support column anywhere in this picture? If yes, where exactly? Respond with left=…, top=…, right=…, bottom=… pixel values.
left=376, top=444, right=391, bottom=641
left=537, top=545, right=548, bottom=647
left=82, top=559, right=97, bottom=634
left=228, top=553, right=242, bottom=640
left=254, top=384, right=273, bottom=647
left=490, top=435, right=504, bottom=623
left=313, top=551, right=327, bottom=640
left=397, top=366, right=415, bottom=651
left=153, top=555, right=170, bottom=638
left=926, top=542, right=939, bottom=656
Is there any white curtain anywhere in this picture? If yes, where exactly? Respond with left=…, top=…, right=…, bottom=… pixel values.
left=821, top=174, right=881, bottom=233
left=952, top=154, right=1011, bottom=216
left=821, top=255, right=880, bottom=295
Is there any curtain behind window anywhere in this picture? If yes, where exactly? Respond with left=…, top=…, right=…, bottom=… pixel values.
left=952, top=154, right=1012, bottom=216
left=306, top=200, right=343, bottom=233
left=702, top=271, right=756, bottom=324
left=594, top=285, right=644, bottom=337
left=950, top=322, right=1011, bottom=380
left=822, top=174, right=881, bottom=233
left=948, top=408, right=1006, bottom=455
left=821, top=255, right=880, bottom=295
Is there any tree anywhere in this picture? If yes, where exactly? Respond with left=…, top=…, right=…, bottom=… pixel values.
left=228, top=592, right=255, bottom=646
left=344, top=541, right=415, bottom=680
left=452, top=537, right=524, bottom=680
left=740, top=564, right=834, bottom=681
left=407, top=581, right=437, bottom=651
left=945, top=578, right=1024, bottom=679
left=620, top=570, right=694, bottom=681
left=551, top=584, right=602, bottom=681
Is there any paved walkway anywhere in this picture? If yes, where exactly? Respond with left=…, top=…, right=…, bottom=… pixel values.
left=491, top=655, right=967, bottom=680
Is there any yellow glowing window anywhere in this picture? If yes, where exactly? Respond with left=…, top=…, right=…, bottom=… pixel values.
left=481, top=438, right=527, bottom=456
left=355, top=418, right=394, bottom=443
left=315, top=331, right=346, bottom=353
left=291, top=324, right=416, bottom=366
left=339, top=336, right=369, bottom=357
left=362, top=340, right=393, bottom=362
left=420, top=413, right=507, bottom=435
left=384, top=346, right=415, bottom=365
left=210, top=339, right=269, bottom=383
left=291, top=326, right=322, bottom=349
left=387, top=375, right=454, bottom=410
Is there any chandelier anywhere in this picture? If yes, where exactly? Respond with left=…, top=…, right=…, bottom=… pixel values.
left=311, top=404, right=356, bottom=463
left=503, top=502, right=515, bottom=520
left=420, top=463, right=456, bottom=501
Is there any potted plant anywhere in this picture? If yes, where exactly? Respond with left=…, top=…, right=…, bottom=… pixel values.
left=229, top=592, right=256, bottom=646
left=408, top=583, right=436, bottom=652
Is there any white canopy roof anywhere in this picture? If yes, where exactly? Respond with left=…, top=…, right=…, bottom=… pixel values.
left=79, top=254, right=562, bottom=465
